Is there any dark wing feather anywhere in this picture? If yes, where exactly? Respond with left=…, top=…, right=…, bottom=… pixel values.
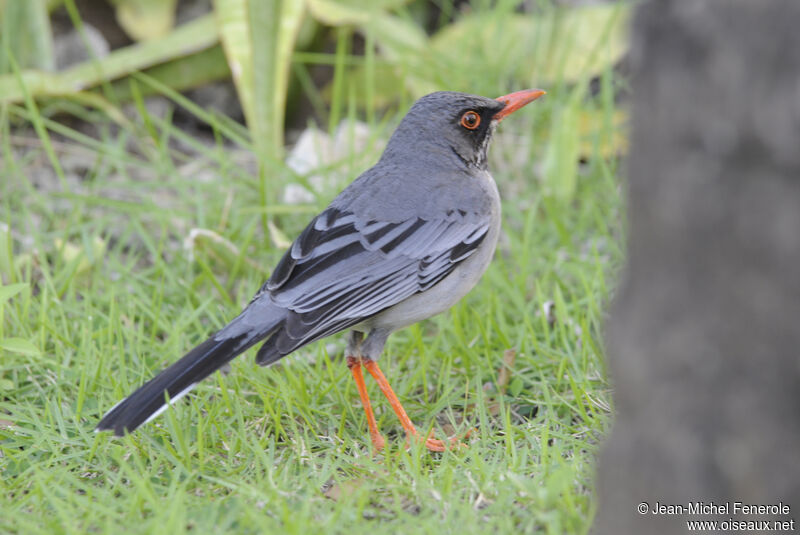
left=255, top=207, right=489, bottom=364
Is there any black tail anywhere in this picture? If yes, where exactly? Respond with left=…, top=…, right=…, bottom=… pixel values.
left=96, top=300, right=283, bottom=436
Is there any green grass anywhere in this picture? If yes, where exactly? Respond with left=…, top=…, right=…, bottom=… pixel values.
left=0, top=21, right=624, bottom=535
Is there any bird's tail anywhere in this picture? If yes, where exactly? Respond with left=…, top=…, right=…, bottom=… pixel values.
left=96, top=299, right=283, bottom=436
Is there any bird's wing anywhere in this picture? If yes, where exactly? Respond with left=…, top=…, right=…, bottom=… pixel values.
left=255, top=206, right=490, bottom=359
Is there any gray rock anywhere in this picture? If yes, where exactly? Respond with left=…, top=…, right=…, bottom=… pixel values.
left=283, top=121, right=380, bottom=204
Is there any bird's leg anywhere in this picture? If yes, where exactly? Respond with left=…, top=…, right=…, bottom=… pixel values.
left=347, top=356, right=385, bottom=452
left=362, top=358, right=466, bottom=452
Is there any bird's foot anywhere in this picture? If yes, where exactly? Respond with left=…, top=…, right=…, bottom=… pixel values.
left=370, top=430, right=386, bottom=452
left=405, top=427, right=473, bottom=452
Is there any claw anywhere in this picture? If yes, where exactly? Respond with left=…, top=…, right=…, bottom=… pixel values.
left=410, top=428, right=472, bottom=452
left=371, top=431, right=386, bottom=452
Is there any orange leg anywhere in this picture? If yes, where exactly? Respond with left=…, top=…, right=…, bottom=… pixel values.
left=363, top=359, right=467, bottom=452
left=347, top=356, right=385, bottom=451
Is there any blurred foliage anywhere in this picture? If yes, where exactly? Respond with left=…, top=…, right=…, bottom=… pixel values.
left=110, top=0, right=179, bottom=41
left=0, top=282, right=40, bottom=357
left=213, top=0, right=305, bottom=224
left=1, top=0, right=631, bottom=216
left=349, top=3, right=629, bottom=102
left=0, top=1, right=630, bottom=127
left=0, top=14, right=220, bottom=103
left=0, top=0, right=54, bottom=72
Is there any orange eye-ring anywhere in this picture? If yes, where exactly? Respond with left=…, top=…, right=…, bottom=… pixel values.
left=460, top=111, right=480, bottom=130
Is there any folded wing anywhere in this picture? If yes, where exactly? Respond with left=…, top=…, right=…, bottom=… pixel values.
left=253, top=206, right=489, bottom=364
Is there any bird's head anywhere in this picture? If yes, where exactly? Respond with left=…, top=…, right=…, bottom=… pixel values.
left=382, top=89, right=546, bottom=170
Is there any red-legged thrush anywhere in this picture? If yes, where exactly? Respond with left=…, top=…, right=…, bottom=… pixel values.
left=96, top=89, right=546, bottom=451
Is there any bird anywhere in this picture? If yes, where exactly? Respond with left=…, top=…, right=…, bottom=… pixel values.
left=96, top=89, right=546, bottom=451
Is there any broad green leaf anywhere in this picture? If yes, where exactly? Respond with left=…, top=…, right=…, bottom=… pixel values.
left=212, top=0, right=252, bottom=123
left=0, top=283, right=27, bottom=305
left=307, top=0, right=410, bottom=26
left=0, top=0, right=54, bottom=70
left=0, top=0, right=54, bottom=72
left=106, top=45, right=230, bottom=101
left=113, top=0, right=179, bottom=42
left=214, top=0, right=305, bottom=234
left=0, top=337, right=40, bottom=356
left=253, top=0, right=306, bottom=161
left=307, top=0, right=365, bottom=25
left=0, top=14, right=218, bottom=103
left=214, top=0, right=305, bottom=160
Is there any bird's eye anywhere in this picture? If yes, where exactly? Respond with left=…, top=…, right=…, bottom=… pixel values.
left=460, top=111, right=480, bottom=130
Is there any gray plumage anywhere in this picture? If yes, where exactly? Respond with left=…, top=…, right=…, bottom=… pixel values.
left=96, top=91, right=519, bottom=436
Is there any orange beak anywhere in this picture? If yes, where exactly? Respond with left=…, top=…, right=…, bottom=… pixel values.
left=493, top=89, right=546, bottom=121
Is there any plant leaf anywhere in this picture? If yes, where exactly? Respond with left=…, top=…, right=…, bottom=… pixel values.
left=114, top=0, right=179, bottom=41
left=0, top=0, right=55, bottom=73
left=106, top=45, right=231, bottom=101
left=0, top=283, right=28, bottom=305
left=0, top=337, right=40, bottom=356
left=213, top=0, right=306, bottom=237
left=214, top=0, right=305, bottom=162
left=0, top=14, right=219, bottom=103
left=307, top=0, right=410, bottom=26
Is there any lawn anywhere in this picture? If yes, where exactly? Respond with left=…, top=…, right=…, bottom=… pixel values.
left=0, top=4, right=625, bottom=534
